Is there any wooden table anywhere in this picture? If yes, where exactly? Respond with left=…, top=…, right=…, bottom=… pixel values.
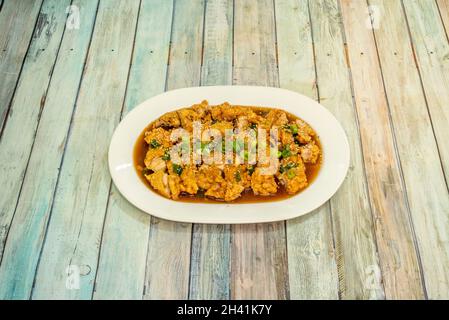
left=0, top=0, right=448, bottom=300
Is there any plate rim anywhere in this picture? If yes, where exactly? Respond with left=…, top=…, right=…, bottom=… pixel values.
left=108, top=85, right=350, bottom=224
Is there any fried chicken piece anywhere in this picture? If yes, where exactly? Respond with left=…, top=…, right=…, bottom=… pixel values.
left=224, top=182, right=245, bottom=201
left=197, top=165, right=224, bottom=190
left=295, top=119, right=315, bottom=144
left=168, top=174, right=181, bottom=200
left=180, top=165, right=198, bottom=195
left=273, top=111, right=289, bottom=127
left=146, top=171, right=170, bottom=198
left=210, top=121, right=234, bottom=136
left=144, top=127, right=171, bottom=148
left=300, top=141, right=320, bottom=164
left=153, top=111, right=181, bottom=128
left=280, top=128, right=294, bottom=145
left=147, top=157, right=166, bottom=172
left=250, top=167, right=278, bottom=196
left=144, top=148, right=165, bottom=168
left=177, top=108, right=201, bottom=132
left=277, top=155, right=308, bottom=194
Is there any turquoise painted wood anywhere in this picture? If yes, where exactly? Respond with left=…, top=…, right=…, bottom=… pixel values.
left=189, top=0, right=233, bottom=300
left=0, top=0, right=99, bottom=300
left=0, top=0, right=43, bottom=132
left=231, top=0, right=289, bottom=300
left=143, top=0, right=205, bottom=300
left=93, top=0, right=173, bottom=300
left=275, top=0, right=338, bottom=300
left=31, top=0, right=140, bottom=299
left=309, top=0, right=383, bottom=299
left=398, top=0, right=449, bottom=298
left=0, top=0, right=448, bottom=300
left=0, top=0, right=71, bottom=267
left=340, top=0, right=424, bottom=299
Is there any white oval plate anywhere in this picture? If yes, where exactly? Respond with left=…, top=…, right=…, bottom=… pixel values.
left=109, top=86, right=350, bottom=224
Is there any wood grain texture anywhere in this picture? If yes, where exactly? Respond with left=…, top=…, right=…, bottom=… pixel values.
left=0, top=0, right=99, bottom=300
left=0, top=0, right=70, bottom=266
left=189, top=0, right=232, bottom=300
left=437, top=0, right=449, bottom=34
left=340, top=0, right=424, bottom=299
left=31, top=0, right=140, bottom=300
left=403, top=0, right=449, bottom=188
left=309, top=0, right=383, bottom=299
left=93, top=0, right=173, bottom=300
left=0, top=0, right=43, bottom=133
left=275, top=0, right=338, bottom=300
left=393, top=0, right=449, bottom=299
left=143, top=0, right=204, bottom=300
left=231, top=0, right=289, bottom=300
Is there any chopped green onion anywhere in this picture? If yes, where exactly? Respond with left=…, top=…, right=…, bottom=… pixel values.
left=249, top=123, right=257, bottom=129
left=234, top=171, right=242, bottom=182
left=162, top=149, right=170, bottom=160
left=150, top=139, right=161, bottom=149
left=279, top=162, right=297, bottom=173
left=287, top=170, right=296, bottom=179
left=172, top=163, right=183, bottom=175
left=279, top=145, right=291, bottom=159
left=290, top=124, right=298, bottom=135
left=283, top=124, right=298, bottom=135
left=247, top=165, right=255, bottom=175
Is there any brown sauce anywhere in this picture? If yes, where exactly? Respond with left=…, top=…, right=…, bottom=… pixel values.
left=133, top=106, right=322, bottom=203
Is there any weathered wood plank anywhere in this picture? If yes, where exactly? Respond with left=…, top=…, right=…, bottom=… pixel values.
left=275, top=0, right=338, bottom=300
left=231, top=0, right=289, bottom=299
left=340, top=0, right=424, bottom=299
left=308, top=0, right=383, bottom=300
left=403, top=0, right=449, bottom=188
left=0, top=0, right=43, bottom=133
left=31, top=0, right=140, bottom=300
left=143, top=0, right=205, bottom=300
left=93, top=0, right=173, bottom=300
left=0, top=0, right=99, bottom=300
left=0, top=0, right=70, bottom=266
left=189, top=0, right=232, bottom=300
left=389, top=0, right=449, bottom=298
left=437, top=0, right=449, bottom=35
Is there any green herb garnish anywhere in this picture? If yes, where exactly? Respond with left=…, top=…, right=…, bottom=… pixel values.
left=290, top=124, right=298, bottom=135
left=287, top=170, right=296, bottom=179
left=150, top=139, right=161, bottom=149
left=234, top=170, right=242, bottom=182
left=283, top=124, right=298, bottom=135
left=247, top=165, right=255, bottom=175
left=142, top=168, right=153, bottom=175
left=172, top=163, right=183, bottom=175
left=279, top=145, right=291, bottom=159
left=249, top=123, right=257, bottom=129
left=279, top=162, right=297, bottom=173
left=162, top=149, right=171, bottom=160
